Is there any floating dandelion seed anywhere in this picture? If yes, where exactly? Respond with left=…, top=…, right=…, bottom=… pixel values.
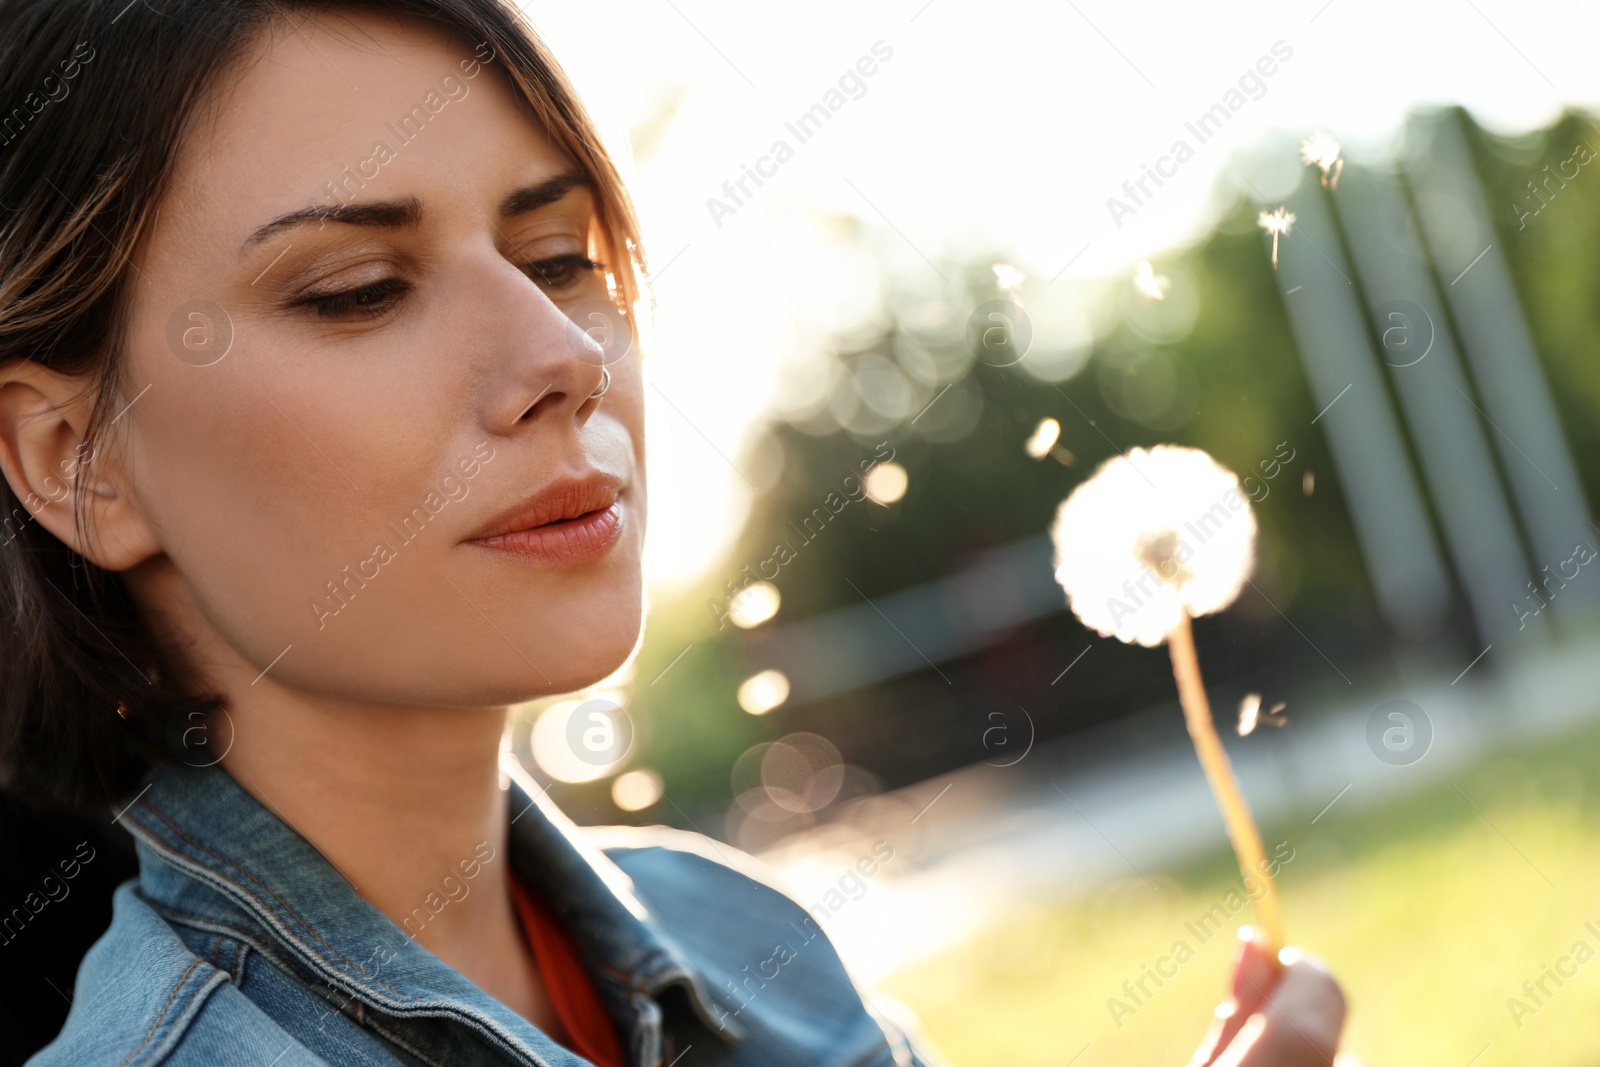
left=992, top=262, right=1026, bottom=294
left=1025, top=417, right=1061, bottom=460
left=1238, top=693, right=1262, bottom=736
left=1050, top=445, right=1285, bottom=954
left=1238, top=694, right=1288, bottom=736
left=1300, top=130, right=1344, bottom=189
left=1133, top=260, right=1170, bottom=301
left=1257, top=206, right=1296, bottom=270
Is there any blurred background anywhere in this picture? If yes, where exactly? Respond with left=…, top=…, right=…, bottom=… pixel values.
left=11, top=1, right=1600, bottom=1064
left=505, top=2, right=1600, bottom=1063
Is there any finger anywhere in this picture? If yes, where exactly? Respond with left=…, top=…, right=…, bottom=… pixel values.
left=1229, top=929, right=1281, bottom=1017
left=1263, top=948, right=1346, bottom=1048
left=1216, top=1018, right=1369, bottom=1067
left=1191, top=929, right=1281, bottom=1066
left=1209, top=1012, right=1267, bottom=1067
left=1188, top=1000, right=1240, bottom=1067
left=1233, top=950, right=1347, bottom=1065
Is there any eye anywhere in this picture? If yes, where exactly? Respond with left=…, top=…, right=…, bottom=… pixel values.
left=295, top=277, right=411, bottom=321
left=289, top=251, right=606, bottom=322
left=524, top=252, right=606, bottom=291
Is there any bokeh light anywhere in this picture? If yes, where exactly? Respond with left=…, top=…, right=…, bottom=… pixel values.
left=737, top=669, right=790, bottom=715
left=611, top=769, right=664, bottom=812
left=530, top=698, right=627, bottom=783
left=728, top=580, right=781, bottom=629
left=864, top=462, right=908, bottom=505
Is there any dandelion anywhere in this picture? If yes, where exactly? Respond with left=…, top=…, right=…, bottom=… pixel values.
left=992, top=262, right=1026, bottom=295
left=1132, top=260, right=1170, bottom=301
left=1050, top=445, right=1285, bottom=953
left=1050, top=446, right=1256, bottom=646
left=1300, top=130, right=1343, bottom=189
left=1257, top=206, right=1295, bottom=270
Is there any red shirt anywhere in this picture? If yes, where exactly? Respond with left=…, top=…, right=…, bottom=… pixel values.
left=508, top=873, right=628, bottom=1067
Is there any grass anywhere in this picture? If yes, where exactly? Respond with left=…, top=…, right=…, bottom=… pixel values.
left=876, top=715, right=1600, bottom=1066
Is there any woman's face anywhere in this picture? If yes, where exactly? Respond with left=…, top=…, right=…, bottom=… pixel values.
left=113, top=11, right=646, bottom=707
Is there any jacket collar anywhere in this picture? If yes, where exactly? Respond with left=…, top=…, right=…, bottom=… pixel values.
left=496, top=758, right=743, bottom=1042
left=117, top=757, right=740, bottom=1065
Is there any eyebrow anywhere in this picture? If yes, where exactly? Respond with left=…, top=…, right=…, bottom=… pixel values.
left=241, top=171, right=596, bottom=253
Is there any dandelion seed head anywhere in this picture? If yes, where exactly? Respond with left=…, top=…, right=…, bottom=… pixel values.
left=1050, top=445, right=1258, bottom=646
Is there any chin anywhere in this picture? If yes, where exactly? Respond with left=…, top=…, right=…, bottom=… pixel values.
left=516, top=575, right=644, bottom=695
left=532, top=627, right=640, bottom=695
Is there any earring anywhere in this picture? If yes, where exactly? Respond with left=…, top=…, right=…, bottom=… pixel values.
left=589, top=366, right=612, bottom=400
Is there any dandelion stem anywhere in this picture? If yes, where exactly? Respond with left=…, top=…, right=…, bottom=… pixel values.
left=1166, top=611, right=1285, bottom=953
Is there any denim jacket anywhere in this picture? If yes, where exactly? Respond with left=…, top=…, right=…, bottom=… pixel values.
left=27, top=759, right=937, bottom=1067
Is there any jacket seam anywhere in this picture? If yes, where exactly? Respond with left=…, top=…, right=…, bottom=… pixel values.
left=151, top=900, right=554, bottom=1067
left=155, top=904, right=357, bottom=991
left=162, top=910, right=411, bottom=1061
left=118, top=957, right=202, bottom=1067
left=136, top=972, right=236, bottom=1067
left=150, top=904, right=372, bottom=1016
left=154, top=901, right=439, bottom=1022
left=360, top=1016, right=455, bottom=1067
left=149, top=904, right=261, bottom=947
left=128, top=800, right=413, bottom=999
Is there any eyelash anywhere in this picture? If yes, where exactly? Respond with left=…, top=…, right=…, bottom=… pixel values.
left=296, top=253, right=607, bottom=321
left=526, top=252, right=606, bottom=290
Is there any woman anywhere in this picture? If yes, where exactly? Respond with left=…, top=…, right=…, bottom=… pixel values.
left=0, top=1, right=1353, bottom=1063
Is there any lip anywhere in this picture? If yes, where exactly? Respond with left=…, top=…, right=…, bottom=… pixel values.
left=465, top=472, right=625, bottom=566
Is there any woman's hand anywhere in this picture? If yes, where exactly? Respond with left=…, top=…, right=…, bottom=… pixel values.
left=1189, top=928, right=1365, bottom=1067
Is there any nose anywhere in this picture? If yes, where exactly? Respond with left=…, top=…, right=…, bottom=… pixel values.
left=476, top=266, right=612, bottom=432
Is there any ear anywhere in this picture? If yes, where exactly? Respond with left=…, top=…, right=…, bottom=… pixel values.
left=0, top=361, right=162, bottom=571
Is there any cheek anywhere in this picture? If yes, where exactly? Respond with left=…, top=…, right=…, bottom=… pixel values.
left=123, top=328, right=469, bottom=674
left=122, top=321, right=649, bottom=704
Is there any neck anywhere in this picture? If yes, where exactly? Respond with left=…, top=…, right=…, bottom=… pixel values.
left=220, top=692, right=515, bottom=953
left=216, top=689, right=561, bottom=1033
left=126, top=558, right=562, bottom=1033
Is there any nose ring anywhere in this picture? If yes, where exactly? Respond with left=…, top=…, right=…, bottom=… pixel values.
left=589, top=366, right=612, bottom=400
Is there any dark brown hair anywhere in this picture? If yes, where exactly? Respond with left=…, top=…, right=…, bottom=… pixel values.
left=0, top=0, right=649, bottom=812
